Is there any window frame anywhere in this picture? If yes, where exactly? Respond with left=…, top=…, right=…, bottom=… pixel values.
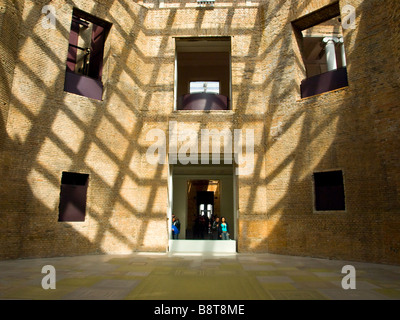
left=174, top=36, right=232, bottom=111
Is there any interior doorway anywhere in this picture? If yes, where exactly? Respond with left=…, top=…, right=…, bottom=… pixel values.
left=187, top=180, right=220, bottom=240
left=169, top=162, right=237, bottom=253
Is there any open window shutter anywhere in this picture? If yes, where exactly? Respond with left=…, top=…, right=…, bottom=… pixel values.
left=66, top=16, right=80, bottom=72
left=88, top=24, right=105, bottom=79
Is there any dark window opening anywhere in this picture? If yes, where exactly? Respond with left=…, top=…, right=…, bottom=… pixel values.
left=313, top=170, right=345, bottom=211
left=176, top=37, right=231, bottom=110
left=58, top=172, right=89, bottom=222
left=292, top=2, right=348, bottom=98
left=64, top=8, right=111, bottom=100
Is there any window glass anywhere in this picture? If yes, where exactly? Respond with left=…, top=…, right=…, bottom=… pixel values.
left=190, top=81, right=220, bottom=94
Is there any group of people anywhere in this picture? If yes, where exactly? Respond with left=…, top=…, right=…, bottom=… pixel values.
left=210, top=216, right=230, bottom=240
left=171, top=214, right=230, bottom=240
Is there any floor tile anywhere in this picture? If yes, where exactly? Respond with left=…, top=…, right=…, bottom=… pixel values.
left=0, top=252, right=399, bottom=301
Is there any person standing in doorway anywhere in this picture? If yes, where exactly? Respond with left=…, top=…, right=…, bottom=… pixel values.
left=211, top=216, right=220, bottom=240
left=172, top=215, right=180, bottom=239
left=219, top=217, right=230, bottom=240
left=198, top=214, right=206, bottom=239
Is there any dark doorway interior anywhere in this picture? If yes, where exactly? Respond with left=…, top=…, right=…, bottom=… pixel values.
left=186, top=179, right=220, bottom=239
left=194, top=191, right=214, bottom=239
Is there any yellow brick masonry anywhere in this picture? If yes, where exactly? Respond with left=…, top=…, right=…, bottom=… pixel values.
left=0, top=0, right=399, bottom=265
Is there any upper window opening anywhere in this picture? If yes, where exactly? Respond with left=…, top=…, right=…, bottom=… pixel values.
left=292, top=2, right=349, bottom=98
left=301, top=16, right=346, bottom=78
left=176, top=37, right=231, bottom=111
left=64, top=8, right=111, bottom=100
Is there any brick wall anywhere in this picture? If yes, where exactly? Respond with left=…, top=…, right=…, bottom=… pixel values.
left=0, top=0, right=399, bottom=265
left=0, top=0, right=24, bottom=149
left=239, top=0, right=400, bottom=265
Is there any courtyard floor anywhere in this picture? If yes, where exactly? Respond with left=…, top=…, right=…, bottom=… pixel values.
left=0, top=252, right=399, bottom=300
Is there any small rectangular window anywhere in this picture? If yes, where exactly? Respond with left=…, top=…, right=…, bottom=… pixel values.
left=313, top=170, right=345, bottom=211
left=58, top=172, right=89, bottom=222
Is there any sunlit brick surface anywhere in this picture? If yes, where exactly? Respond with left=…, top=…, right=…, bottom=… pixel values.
left=0, top=0, right=399, bottom=265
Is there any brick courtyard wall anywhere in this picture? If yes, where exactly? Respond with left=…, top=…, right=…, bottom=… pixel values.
left=239, top=0, right=400, bottom=265
left=0, top=0, right=24, bottom=149
left=0, top=0, right=399, bottom=265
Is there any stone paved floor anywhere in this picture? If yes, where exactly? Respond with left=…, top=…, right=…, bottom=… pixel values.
left=0, top=252, right=399, bottom=300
